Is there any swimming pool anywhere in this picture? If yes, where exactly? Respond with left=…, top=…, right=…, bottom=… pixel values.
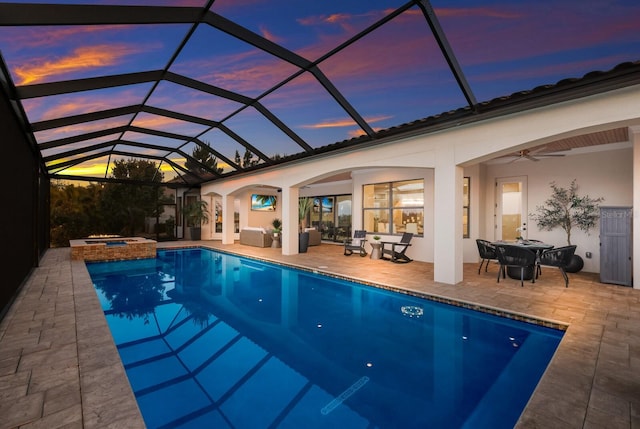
left=87, top=247, right=563, bottom=429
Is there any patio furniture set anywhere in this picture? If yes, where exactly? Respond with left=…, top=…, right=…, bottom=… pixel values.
left=476, top=239, right=577, bottom=287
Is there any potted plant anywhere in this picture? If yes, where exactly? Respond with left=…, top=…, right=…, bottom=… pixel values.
left=271, top=218, right=282, bottom=237
left=183, top=199, right=210, bottom=240
left=298, top=197, right=313, bottom=252
left=271, top=218, right=282, bottom=248
left=165, top=215, right=176, bottom=240
left=531, top=180, right=603, bottom=272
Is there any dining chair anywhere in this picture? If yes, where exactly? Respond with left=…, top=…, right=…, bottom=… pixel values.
left=476, top=239, right=498, bottom=274
left=536, top=245, right=577, bottom=287
left=495, top=245, right=537, bottom=287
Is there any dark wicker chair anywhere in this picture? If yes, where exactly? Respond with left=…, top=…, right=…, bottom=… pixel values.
left=476, top=239, right=498, bottom=274
left=344, top=230, right=367, bottom=257
left=495, top=245, right=537, bottom=287
left=381, top=232, right=414, bottom=263
left=536, top=245, right=577, bottom=287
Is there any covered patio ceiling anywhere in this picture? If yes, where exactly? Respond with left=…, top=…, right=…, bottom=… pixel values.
left=1, top=1, right=639, bottom=186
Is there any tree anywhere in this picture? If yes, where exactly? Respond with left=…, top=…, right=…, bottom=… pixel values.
left=183, top=199, right=210, bottom=227
left=531, top=180, right=603, bottom=245
left=50, top=181, right=104, bottom=246
left=100, top=159, right=164, bottom=236
left=185, top=141, right=223, bottom=175
left=298, top=197, right=313, bottom=231
left=234, top=148, right=259, bottom=168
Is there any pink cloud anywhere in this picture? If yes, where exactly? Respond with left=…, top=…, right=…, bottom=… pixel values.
left=259, top=25, right=285, bottom=44
left=14, top=44, right=143, bottom=85
left=24, top=89, right=146, bottom=122
left=1, top=25, right=134, bottom=49
left=301, top=114, right=392, bottom=129
left=434, top=4, right=640, bottom=66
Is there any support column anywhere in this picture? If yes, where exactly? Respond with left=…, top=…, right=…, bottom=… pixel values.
left=281, top=187, right=299, bottom=255
left=631, top=126, right=640, bottom=289
left=221, top=194, right=235, bottom=245
left=434, top=146, right=463, bottom=284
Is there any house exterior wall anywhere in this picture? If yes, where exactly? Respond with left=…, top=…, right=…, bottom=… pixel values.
left=200, top=84, right=640, bottom=284
left=482, top=146, right=632, bottom=273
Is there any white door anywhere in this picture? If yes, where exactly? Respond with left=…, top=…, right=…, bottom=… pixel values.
left=495, top=176, right=528, bottom=241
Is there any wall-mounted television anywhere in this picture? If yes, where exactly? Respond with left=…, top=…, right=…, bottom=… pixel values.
left=322, top=197, right=334, bottom=213
left=313, top=196, right=334, bottom=213
left=251, top=194, right=277, bottom=211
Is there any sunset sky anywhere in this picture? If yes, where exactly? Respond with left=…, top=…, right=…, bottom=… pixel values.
left=1, top=0, right=638, bottom=181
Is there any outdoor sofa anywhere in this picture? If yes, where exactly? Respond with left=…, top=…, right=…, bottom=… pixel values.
left=239, top=227, right=273, bottom=248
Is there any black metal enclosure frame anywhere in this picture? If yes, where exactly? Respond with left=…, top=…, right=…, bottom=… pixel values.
left=0, top=87, right=49, bottom=318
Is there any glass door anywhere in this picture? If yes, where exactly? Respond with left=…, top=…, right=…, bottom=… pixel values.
left=309, top=194, right=352, bottom=242
left=495, top=176, right=528, bottom=241
left=335, top=195, right=351, bottom=242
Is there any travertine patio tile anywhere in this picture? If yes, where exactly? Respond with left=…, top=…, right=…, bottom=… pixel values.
left=4, top=318, right=44, bottom=335
left=0, top=333, right=42, bottom=355
left=588, top=385, right=631, bottom=417
left=29, top=365, right=79, bottom=395
left=21, top=340, right=54, bottom=356
left=40, top=324, right=78, bottom=346
left=584, top=406, right=630, bottom=429
left=51, top=311, right=77, bottom=325
left=19, top=342, right=78, bottom=372
left=98, top=417, right=147, bottom=429
left=524, top=383, right=588, bottom=427
left=0, top=354, right=20, bottom=377
left=81, top=377, right=142, bottom=429
left=19, top=403, right=83, bottom=429
left=77, top=339, right=123, bottom=373
left=84, top=403, right=146, bottom=429
left=33, top=310, right=56, bottom=322
left=0, top=391, right=44, bottom=428
left=3, top=309, right=35, bottom=324
left=594, top=364, right=640, bottom=400
left=0, top=370, right=30, bottom=400
left=43, top=381, right=82, bottom=416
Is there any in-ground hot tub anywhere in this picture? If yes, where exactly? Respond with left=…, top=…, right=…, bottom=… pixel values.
left=70, top=236, right=156, bottom=261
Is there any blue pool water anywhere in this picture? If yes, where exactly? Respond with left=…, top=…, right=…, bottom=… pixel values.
left=87, top=248, right=563, bottom=429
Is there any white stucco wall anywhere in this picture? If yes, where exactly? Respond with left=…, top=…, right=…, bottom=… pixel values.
left=198, top=84, right=640, bottom=284
left=481, top=146, right=632, bottom=273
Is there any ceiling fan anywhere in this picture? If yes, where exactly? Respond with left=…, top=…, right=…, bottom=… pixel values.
left=504, top=147, right=566, bottom=163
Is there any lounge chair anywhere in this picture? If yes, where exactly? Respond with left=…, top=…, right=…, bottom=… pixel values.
left=381, top=232, right=413, bottom=263
left=536, top=245, right=577, bottom=287
left=344, top=230, right=367, bottom=257
left=476, top=239, right=498, bottom=274
left=495, top=245, right=537, bottom=287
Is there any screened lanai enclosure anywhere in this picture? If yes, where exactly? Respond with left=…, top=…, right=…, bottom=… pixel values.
left=1, top=0, right=639, bottom=314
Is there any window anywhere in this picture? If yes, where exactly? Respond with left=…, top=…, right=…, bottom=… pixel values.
left=363, top=179, right=424, bottom=235
left=463, top=177, right=470, bottom=238
left=308, top=194, right=351, bottom=242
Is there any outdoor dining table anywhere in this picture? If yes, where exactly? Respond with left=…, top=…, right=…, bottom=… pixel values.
left=493, top=240, right=553, bottom=252
left=492, top=240, right=554, bottom=280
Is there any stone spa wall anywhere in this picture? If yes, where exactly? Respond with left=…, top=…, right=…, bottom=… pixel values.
left=70, top=237, right=156, bottom=261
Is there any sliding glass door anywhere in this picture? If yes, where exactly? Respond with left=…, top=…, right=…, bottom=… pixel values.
left=307, top=194, right=351, bottom=242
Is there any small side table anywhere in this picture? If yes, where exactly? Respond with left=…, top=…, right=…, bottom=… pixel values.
left=272, top=234, right=281, bottom=248
left=370, top=242, right=382, bottom=260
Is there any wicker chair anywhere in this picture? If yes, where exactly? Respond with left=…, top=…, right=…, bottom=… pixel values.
left=476, top=239, right=498, bottom=274
left=495, top=245, right=537, bottom=287
left=536, top=245, right=577, bottom=287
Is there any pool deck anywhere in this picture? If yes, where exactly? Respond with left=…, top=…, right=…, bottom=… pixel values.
left=1, top=240, right=639, bottom=428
